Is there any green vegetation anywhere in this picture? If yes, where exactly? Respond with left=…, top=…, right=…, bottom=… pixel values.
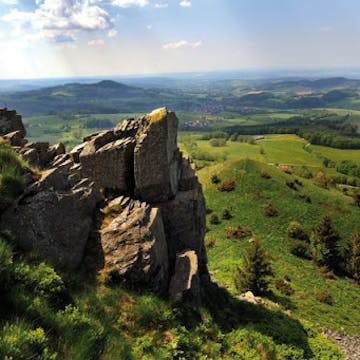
left=234, top=240, right=274, bottom=295
left=199, top=158, right=360, bottom=334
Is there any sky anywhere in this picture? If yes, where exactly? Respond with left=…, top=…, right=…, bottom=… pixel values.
left=0, top=0, right=360, bottom=79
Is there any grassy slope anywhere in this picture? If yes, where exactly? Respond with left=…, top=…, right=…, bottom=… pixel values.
left=198, top=158, right=360, bottom=334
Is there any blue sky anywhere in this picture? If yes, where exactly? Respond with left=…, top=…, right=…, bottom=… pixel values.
left=0, top=0, right=359, bottom=78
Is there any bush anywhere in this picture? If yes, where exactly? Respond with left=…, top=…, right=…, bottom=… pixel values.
left=0, top=166, right=26, bottom=212
left=314, top=171, right=334, bottom=189
left=222, top=209, right=233, bottom=220
left=319, top=266, right=335, bottom=280
left=209, top=214, right=220, bottom=225
left=226, top=226, right=252, bottom=240
left=286, top=180, right=298, bottom=191
left=263, top=204, right=278, bottom=217
left=218, top=178, right=236, bottom=192
left=260, top=171, right=271, bottom=179
left=291, top=240, right=310, bottom=259
left=210, top=138, right=226, bottom=147
left=315, top=289, right=334, bottom=305
left=210, top=175, right=220, bottom=184
left=287, top=222, right=309, bottom=241
left=0, top=322, right=56, bottom=360
left=205, top=238, right=217, bottom=248
left=275, top=278, right=294, bottom=296
left=234, top=240, right=274, bottom=295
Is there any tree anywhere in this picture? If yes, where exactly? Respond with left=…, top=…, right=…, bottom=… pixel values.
left=348, top=228, right=360, bottom=281
left=234, top=240, right=274, bottom=295
left=310, top=215, right=341, bottom=269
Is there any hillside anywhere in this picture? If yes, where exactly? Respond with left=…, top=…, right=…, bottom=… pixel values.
left=0, top=108, right=348, bottom=359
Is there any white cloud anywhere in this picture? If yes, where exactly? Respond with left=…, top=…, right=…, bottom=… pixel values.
left=94, top=0, right=148, bottom=7
left=88, top=39, right=105, bottom=46
left=2, top=0, right=113, bottom=43
left=146, top=24, right=152, bottom=30
left=1, top=0, right=18, bottom=4
left=154, top=3, right=168, bottom=8
left=179, top=0, right=191, bottom=7
left=108, top=29, right=118, bottom=37
left=162, top=39, right=202, bottom=49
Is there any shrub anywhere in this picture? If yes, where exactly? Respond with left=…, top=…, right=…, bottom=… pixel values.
left=205, top=238, right=217, bottom=248
left=0, top=166, right=26, bottom=212
left=319, top=266, right=335, bottom=280
left=291, top=240, right=310, bottom=259
left=226, top=226, right=252, bottom=240
left=315, top=289, right=334, bottom=305
left=263, top=204, right=278, bottom=217
left=275, top=278, right=294, bottom=296
left=209, top=214, right=220, bottom=225
left=348, top=228, right=360, bottom=281
left=210, top=174, right=221, bottom=184
left=287, top=222, right=309, bottom=241
left=234, top=240, right=274, bottom=295
left=314, top=171, right=334, bottom=189
left=280, top=165, right=293, bottom=174
left=218, top=178, right=236, bottom=192
left=310, top=215, right=341, bottom=269
left=222, top=209, right=233, bottom=220
left=0, top=322, right=56, bottom=360
left=260, top=171, right=271, bottom=179
left=205, top=207, right=213, bottom=214
left=286, top=180, right=298, bottom=191
left=210, top=138, right=226, bottom=147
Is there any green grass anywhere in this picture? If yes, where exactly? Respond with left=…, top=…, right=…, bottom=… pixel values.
left=199, top=158, right=360, bottom=334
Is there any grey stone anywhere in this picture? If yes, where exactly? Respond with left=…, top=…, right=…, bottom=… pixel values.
left=80, top=137, right=136, bottom=191
left=134, top=108, right=180, bottom=202
left=3, top=131, right=27, bottom=147
left=100, top=197, right=169, bottom=293
left=156, top=181, right=208, bottom=279
left=169, top=250, right=200, bottom=305
left=0, top=109, right=26, bottom=137
left=1, top=173, right=102, bottom=269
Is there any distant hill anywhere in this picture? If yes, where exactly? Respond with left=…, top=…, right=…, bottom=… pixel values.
left=0, top=80, right=172, bottom=116
left=260, top=77, right=360, bottom=92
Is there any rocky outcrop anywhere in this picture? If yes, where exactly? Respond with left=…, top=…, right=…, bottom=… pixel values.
left=1, top=107, right=209, bottom=304
left=1, top=165, right=101, bottom=269
left=0, top=108, right=26, bottom=137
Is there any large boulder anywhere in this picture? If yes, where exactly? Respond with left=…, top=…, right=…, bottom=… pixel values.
left=100, top=196, right=169, bottom=293
left=1, top=167, right=102, bottom=269
left=134, top=108, right=180, bottom=202
left=0, top=109, right=26, bottom=137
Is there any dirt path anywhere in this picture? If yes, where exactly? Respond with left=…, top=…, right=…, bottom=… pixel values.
left=322, top=329, right=360, bottom=359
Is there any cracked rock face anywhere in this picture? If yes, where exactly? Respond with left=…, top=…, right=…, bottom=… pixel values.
left=100, top=196, right=169, bottom=293
left=1, top=166, right=102, bottom=269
